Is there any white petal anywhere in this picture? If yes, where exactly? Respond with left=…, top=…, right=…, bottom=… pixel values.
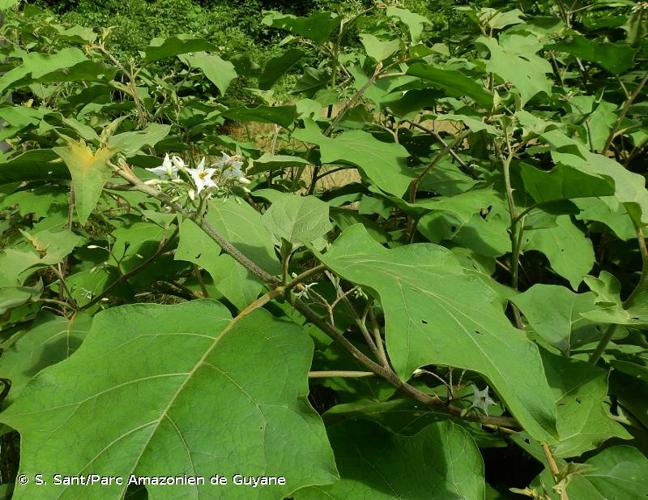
left=171, top=156, right=186, bottom=169
left=162, top=153, right=173, bottom=169
left=146, top=166, right=169, bottom=177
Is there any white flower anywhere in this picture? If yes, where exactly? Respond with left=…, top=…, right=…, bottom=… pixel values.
left=214, top=152, right=250, bottom=184
left=189, top=158, right=217, bottom=194
left=469, top=384, right=496, bottom=414
left=146, top=153, right=180, bottom=179
left=171, top=155, right=186, bottom=170
left=632, top=2, right=648, bottom=13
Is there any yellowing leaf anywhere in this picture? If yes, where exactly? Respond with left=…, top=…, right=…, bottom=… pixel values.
left=54, top=139, right=115, bottom=224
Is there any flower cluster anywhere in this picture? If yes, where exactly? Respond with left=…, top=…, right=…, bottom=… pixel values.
left=632, top=2, right=648, bottom=13
left=145, top=152, right=251, bottom=197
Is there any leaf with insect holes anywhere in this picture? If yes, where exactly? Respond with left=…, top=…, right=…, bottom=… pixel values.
left=320, top=224, right=557, bottom=442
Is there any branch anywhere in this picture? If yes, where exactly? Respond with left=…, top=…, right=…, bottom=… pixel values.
left=603, top=72, right=648, bottom=154
left=80, top=226, right=179, bottom=310
left=115, top=161, right=520, bottom=431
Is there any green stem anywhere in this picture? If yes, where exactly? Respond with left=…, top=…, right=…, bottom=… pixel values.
left=116, top=162, right=520, bottom=430
left=603, top=72, right=648, bottom=155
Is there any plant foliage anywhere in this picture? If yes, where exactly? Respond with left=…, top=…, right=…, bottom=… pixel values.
left=0, top=0, right=647, bottom=498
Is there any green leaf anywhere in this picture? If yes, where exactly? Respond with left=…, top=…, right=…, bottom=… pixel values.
left=293, top=119, right=413, bottom=197
left=512, top=285, right=600, bottom=355
left=205, top=197, right=280, bottom=275
left=518, top=163, right=615, bottom=204
left=576, top=196, right=637, bottom=241
left=0, top=0, right=20, bottom=10
left=583, top=274, right=648, bottom=326
left=259, top=49, right=304, bottom=90
left=523, top=215, right=594, bottom=289
left=179, top=52, right=237, bottom=96
left=144, top=35, right=216, bottom=62
left=549, top=34, right=635, bottom=74
left=480, top=8, right=525, bottom=30
left=0, top=313, right=92, bottom=405
left=0, top=228, right=83, bottom=287
left=20, top=227, right=84, bottom=265
left=0, top=249, right=42, bottom=287
left=53, top=138, right=115, bottom=224
left=262, top=194, right=332, bottom=245
left=0, top=149, right=67, bottom=184
left=432, top=113, right=499, bottom=135
left=262, top=11, right=340, bottom=43
left=251, top=153, right=309, bottom=174
left=222, top=105, right=297, bottom=128
left=569, top=96, right=618, bottom=152
left=176, top=219, right=262, bottom=309
left=541, top=129, right=648, bottom=224
left=359, top=34, right=400, bottom=62
left=320, top=224, right=557, bottom=442
left=478, top=34, right=553, bottom=105
left=0, top=284, right=42, bottom=316
left=386, top=6, right=431, bottom=43
left=0, top=48, right=88, bottom=94
left=542, top=352, right=631, bottom=458
left=2, top=301, right=337, bottom=498
left=107, top=123, right=171, bottom=157
left=407, top=63, right=493, bottom=109
left=295, top=420, right=484, bottom=499
left=564, top=446, right=648, bottom=498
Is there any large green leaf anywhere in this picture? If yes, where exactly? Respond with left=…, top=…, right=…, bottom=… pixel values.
left=542, top=352, right=631, bottom=458
left=479, top=33, right=553, bottom=105
left=0, top=149, right=67, bottom=184
left=522, top=215, right=594, bottom=289
left=2, top=301, right=337, bottom=499
left=386, top=6, right=431, bottom=43
left=0, top=313, right=92, bottom=405
left=534, top=446, right=648, bottom=498
left=359, top=34, right=400, bottom=62
left=295, top=420, right=484, bottom=499
left=206, top=197, right=280, bottom=275
left=512, top=284, right=600, bottom=355
left=0, top=48, right=88, bottom=94
left=293, top=119, right=413, bottom=197
left=518, top=163, right=615, bottom=203
left=574, top=197, right=636, bottom=241
left=179, top=52, right=237, bottom=96
left=407, top=63, right=493, bottom=109
left=176, top=219, right=262, bottom=309
left=262, top=11, right=340, bottom=43
left=0, top=284, right=41, bottom=315
left=549, top=34, right=635, bottom=74
left=259, top=49, right=304, bottom=90
left=320, top=224, right=557, bottom=441
left=144, top=36, right=216, bottom=62
left=107, top=123, right=171, bottom=157
left=222, top=105, right=297, bottom=128
left=262, top=194, right=332, bottom=245
left=541, top=129, right=648, bottom=224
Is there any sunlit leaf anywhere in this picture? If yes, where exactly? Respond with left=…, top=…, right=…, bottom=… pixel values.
left=2, top=301, right=338, bottom=498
